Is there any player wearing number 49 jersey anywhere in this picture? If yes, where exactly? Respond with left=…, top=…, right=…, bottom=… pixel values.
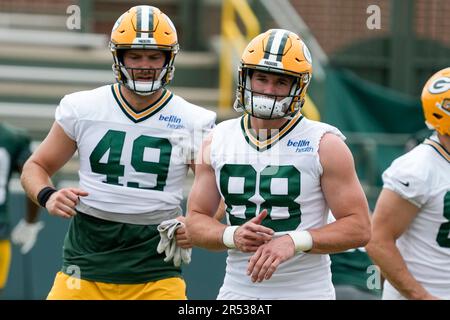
left=20, top=5, right=216, bottom=300
left=56, top=84, right=214, bottom=215
left=367, top=68, right=450, bottom=300
left=186, top=29, right=370, bottom=300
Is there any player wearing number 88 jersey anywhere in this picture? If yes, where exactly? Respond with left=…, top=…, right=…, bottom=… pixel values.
left=186, top=29, right=370, bottom=300
left=210, top=114, right=345, bottom=299
left=20, top=5, right=216, bottom=300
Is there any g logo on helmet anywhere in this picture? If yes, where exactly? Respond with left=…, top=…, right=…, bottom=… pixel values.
left=428, top=77, right=450, bottom=94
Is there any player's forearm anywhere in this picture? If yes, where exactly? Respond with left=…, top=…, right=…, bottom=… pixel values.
left=366, top=240, right=430, bottom=299
left=21, top=160, right=54, bottom=204
left=308, top=214, right=371, bottom=254
left=186, top=211, right=228, bottom=251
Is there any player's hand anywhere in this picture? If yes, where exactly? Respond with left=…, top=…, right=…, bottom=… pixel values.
left=175, top=216, right=192, bottom=249
left=157, top=218, right=192, bottom=267
left=246, top=234, right=295, bottom=283
left=234, top=209, right=274, bottom=253
left=45, top=188, right=88, bottom=219
left=11, top=219, right=45, bottom=254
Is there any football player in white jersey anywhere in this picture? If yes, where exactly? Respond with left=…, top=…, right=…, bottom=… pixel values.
left=186, top=29, right=370, bottom=300
left=366, top=68, right=450, bottom=300
left=20, top=5, right=216, bottom=300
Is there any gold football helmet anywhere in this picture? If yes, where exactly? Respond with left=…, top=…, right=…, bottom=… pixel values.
left=421, top=68, right=450, bottom=136
left=234, top=29, right=313, bottom=119
left=110, top=5, right=179, bottom=95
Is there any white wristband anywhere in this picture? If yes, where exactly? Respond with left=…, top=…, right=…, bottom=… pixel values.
left=222, top=226, right=239, bottom=249
left=288, top=230, right=313, bottom=252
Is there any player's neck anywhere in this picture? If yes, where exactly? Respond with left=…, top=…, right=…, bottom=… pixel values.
left=437, top=133, right=450, bottom=153
left=249, top=116, right=289, bottom=131
left=119, top=86, right=164, bottom=112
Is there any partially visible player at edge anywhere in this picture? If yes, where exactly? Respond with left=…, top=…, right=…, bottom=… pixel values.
left=366, top=68, right=450, bottom=300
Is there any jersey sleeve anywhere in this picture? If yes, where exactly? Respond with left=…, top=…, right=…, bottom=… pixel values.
left=189, top=111, right=216, bottom=163
left=382, top=153, right=430, bottom=208
left=55, top=95, right=78, bottom=140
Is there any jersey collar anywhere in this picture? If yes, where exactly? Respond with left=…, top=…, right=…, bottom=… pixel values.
left=111, top=84, right=173, bottom=123
left=423, top=138, right=450, bottom=163
left=240, top=112, right=303, bottom=151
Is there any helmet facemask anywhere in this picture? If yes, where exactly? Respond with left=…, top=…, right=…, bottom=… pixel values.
left=234, top=67, right=310, bottom=119
left=112, top=47, right=177, bottom=96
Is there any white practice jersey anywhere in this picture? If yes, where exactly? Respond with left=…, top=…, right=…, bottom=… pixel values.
left=210, top=112, right=345, bottom=299
left=56, top=84, right=216, bottom=214
left=382, top=134, right=450, bottom=299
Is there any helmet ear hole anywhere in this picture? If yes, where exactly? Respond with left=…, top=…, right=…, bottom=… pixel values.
left=433, top=113, right=443, bottom=120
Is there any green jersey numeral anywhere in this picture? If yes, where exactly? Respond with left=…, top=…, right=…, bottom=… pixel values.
left=436, top=191, right=450, bottom=248
left=89, top=130, right=125, bottom=185
left=220, top=164, right=257, bottom=218
left=259, top=165, right=301, bottom=231
left=220, top=164, right=301, bottom=232
left=89, top=130, right=172, bottom=190
left=128, top=135, right=172, bottom=191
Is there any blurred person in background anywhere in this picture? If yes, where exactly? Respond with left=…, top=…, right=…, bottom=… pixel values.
left=186, top=29, right=371, bottom=300
left=366, top=68, right=450, bottom=300
left=0, top=122, right=42, bottom=295
left=20, top=5, right=216, bottom=300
